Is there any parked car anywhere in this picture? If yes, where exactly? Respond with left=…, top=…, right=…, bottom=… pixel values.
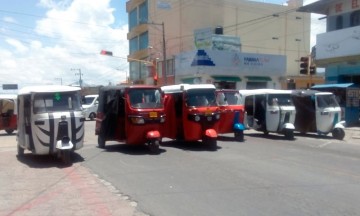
left=82, top=94, right=99, bottom=120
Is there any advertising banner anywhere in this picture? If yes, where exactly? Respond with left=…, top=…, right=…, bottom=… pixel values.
left=176, top=49, right=286, bottom=76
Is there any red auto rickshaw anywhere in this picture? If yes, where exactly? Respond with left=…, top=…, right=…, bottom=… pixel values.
left=95, top=85, right=165, bottom=153
left=161, top=84, right=220, bottom=150
left=215, top=89, right=245, bottom=141
left=0, top=95, right=17, bottom=134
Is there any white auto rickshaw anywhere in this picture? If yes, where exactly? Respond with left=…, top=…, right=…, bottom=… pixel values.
left=239, top=89, right=296, bottom=140
left=291, top=90, right=345, bottom=140
left=17, top=85, right=85, bottom=164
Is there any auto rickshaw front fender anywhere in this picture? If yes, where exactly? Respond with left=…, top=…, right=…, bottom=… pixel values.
left=281, top=123, right=295, bottom=131
left=56, top=140, right=74, bottom=150
left=334, top=122, right=345, bottom=129
left=204, top=129, right=217, bottom=138
left=146, top=130, right=161, bottom=140
left=233, top=123, right=245, bottom=131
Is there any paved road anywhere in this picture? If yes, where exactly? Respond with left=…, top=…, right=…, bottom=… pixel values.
left=79, top=121, right=360, bottom=216
left=1, top=121, right=360, bottom=216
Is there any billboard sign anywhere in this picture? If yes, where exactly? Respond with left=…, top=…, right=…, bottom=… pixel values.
left=2, top=84, right=18, bottom=90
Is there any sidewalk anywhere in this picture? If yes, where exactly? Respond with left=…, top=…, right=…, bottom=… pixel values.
left=0, top=137, right=147, bottom=216
left=344, top=126, right=360, bottom=142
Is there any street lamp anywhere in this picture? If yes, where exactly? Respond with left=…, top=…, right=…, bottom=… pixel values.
left=100, top=50, right=154, bottom=84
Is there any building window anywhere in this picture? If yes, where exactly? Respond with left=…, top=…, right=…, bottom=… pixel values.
left=350, top=10, right=360, bottom=27
left=129, top=9, right=137, bottom=31
left=157, top=61, right=162, bottom=78
left=336, top=15, right=343, bottom=30
left=129, top=37, right=138, bottom=54
left=139, top=31, right=149, bottom=50
left=139, top=0, right=148, bottom=24
left=130, top=61, right=140, bottom=81
left=166, top=59, right=174, bottom=76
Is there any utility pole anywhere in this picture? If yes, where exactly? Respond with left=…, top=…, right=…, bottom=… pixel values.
left=143, top=21, right=167, bottom=85
left=161, top=22, right=167, bottom=85
left=71, top=68, right=83, bottom=88
left=55, top=77, right=63, bottom=85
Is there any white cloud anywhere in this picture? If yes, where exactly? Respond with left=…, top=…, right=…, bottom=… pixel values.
left=5, top=38, right=29, bottom=53
left=0, top=0, right=128, bottom=91
left=3, top=16, right=17, bottom=23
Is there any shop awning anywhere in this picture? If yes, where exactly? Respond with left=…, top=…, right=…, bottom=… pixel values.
left=245, top=76, right=272, bottom=81
left=181, top=77, right=202, bottom=84
left=312, top=83, right=356, bottom=89
left=211, top=75, right=241, bottom=82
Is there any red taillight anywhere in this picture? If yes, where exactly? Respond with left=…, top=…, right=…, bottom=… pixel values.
left=96, top=112, right=104, bottom=120
left=95, top=112, right=104, bottom=135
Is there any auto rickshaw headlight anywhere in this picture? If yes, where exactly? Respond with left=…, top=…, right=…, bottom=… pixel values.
left=215, top=113, right=220, bottom=120
left=194, top=115, right=201, bottom=122
left=160, top=116, right=166, bottom=123
left=131, top=117, right=145, bottom=124
left=207, top=116, right=212, bottom=121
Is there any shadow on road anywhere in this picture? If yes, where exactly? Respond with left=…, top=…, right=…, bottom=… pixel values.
left=16, top=152, right=85, bottom=168
left=244, top=132, right=296, bottom=141
left=101, top=143, right=166, bottom=155
left=293, top=132, right=334, bottom=140
left=217, top=135, right=246, bottom=142
left=161, top=139, right=222, bottom=152
left=0, top=132, right=17, bottom=137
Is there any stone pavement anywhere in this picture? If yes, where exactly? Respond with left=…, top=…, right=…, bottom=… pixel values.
left=344, top=126, right=360, bottom=142
left=0, top=133, right=147, bottom=216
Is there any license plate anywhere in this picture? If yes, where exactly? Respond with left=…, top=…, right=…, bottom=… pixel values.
left=149, top=112, right=158, bottom=118
left=205, top=109, right=212, bottom=116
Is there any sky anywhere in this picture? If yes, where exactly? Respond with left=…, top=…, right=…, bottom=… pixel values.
left=0, top=0, right=323, bottom=92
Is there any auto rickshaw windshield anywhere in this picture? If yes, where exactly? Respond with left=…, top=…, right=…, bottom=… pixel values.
left=268, top=94, right=293, bottom=106
left=186, top=89, right=216, bottom=107
left=223, top=92, right=241, bottom=105
left=128, top=89, right=163, bottom=109
left=33, top=92, right=82, bottom=114
left=316, top=94, right=339, bottom=108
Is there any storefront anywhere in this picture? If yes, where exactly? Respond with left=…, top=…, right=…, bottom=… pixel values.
left=175, top=49, right=286, bottom=90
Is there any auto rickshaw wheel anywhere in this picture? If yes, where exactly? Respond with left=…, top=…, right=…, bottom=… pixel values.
left=98, top=135, right=106, bottom=148
left=17, top=144, right=24, bottom=156
left=89, top=113, right=96, bottom=121
left=5, top=129, right=14, bottom=134
left=148, top=140, right=160, bottom=154
left=234, top=130, right=244, bottom=142
left=332, top=128, right=345, bottom=140
left=204, top=137, right=217, bottom=151
left=61, top=150, right=72, bottom=165
left=285, top=129, right=294, bottom=140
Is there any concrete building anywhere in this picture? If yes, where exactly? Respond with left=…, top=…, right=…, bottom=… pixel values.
left=126, top=0, right=323, bottom=89
left=299, top=0, right=360, bottom=85
left=298, top=0, right=360, bottom=126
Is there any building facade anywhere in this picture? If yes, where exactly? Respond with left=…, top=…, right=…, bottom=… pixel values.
left=299, top=0, right=360, bottom=85
left=126, top=0, right=323, bottom=89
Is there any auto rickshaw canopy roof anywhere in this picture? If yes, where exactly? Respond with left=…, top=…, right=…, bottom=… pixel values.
left=291, top=89, right=333, bottom=97
left=239, top=89, right=292, bottom=97
left=18, top=85, right=81, bottom=95
left=161, top=84, right=216, bottom=93
left=311, top=83, right=358, bottom=89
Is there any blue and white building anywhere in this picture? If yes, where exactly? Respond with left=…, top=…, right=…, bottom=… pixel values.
left=299, top=0, right=360, bottom=85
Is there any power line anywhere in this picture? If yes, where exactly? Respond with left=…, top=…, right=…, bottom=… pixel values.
left=0, top=9, right=113, bottom=28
